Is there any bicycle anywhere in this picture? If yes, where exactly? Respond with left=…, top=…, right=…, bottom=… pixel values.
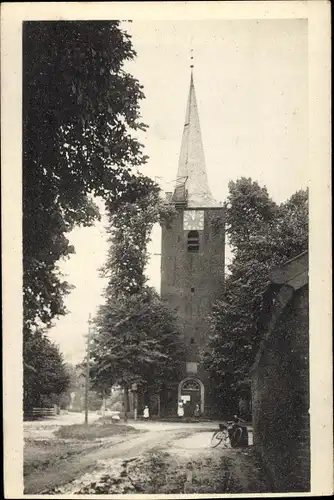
left=211, top=415, right=249, bottom=448
left=211, top=423, right=230, bottom=448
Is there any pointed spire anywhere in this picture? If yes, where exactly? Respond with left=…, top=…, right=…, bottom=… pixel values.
left=190, top=48, right=194, bottom=70
left=174, top=61, right=217, bottom=208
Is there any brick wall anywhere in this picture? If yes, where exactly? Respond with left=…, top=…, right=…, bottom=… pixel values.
left=252, top=284, right=310, bottom=492
left=160, top=207, right=225, bottom=414
left=161, top=208, right=225, bottom=360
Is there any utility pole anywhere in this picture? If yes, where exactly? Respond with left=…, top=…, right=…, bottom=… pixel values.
left=157, top=394, right=161, bottom=418
left=84, top=314, right=92, bottom=425
left=102, top=391, right=106, bottom=418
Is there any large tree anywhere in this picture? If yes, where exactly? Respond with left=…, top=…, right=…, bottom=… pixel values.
left=23, top=21, right=151, bottom=332
left=204, top=178, right=308, bottom=408
left=90, top=189, right=183, bottom=407
left=91, top=287, right=185, bottom=397
left=23, top=330, right=70, bottom=415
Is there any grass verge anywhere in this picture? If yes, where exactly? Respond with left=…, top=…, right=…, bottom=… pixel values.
left=54, top=422, right=138, bottom=440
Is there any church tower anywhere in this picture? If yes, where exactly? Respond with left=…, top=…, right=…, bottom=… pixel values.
left=160, top=64, right=225, bottom=417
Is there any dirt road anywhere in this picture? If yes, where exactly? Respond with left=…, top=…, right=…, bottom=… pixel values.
left=24, top=411, right=100, bottom=440
left=24, top=417, right=269, bottom=495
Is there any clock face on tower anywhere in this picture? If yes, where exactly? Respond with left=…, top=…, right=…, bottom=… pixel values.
left=183, top=210, right=204, bottom=230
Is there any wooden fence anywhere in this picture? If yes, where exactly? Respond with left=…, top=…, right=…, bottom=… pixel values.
left=32, top=407, right=57, bottom=417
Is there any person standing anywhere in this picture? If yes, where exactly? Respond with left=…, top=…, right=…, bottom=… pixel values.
left=194, top=403, right=200, bottom=418
left=143, top=405, right=149, bottom=420
left=177, top=399, right=184, bottom=418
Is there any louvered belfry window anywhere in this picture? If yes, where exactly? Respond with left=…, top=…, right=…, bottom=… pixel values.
left=187, top=230, right=199, bottom=252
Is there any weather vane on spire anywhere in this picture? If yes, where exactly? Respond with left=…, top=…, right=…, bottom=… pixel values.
left=190, top=48, right=194, bottom=70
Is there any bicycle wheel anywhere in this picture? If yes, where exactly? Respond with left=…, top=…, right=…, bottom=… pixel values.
left=211, top=430, right=223, bottom=448
left=230, top=427, right=243, bottom=448
left=211, top=429, right=228, bottom=448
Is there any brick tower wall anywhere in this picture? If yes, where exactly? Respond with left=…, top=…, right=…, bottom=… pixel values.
left=160, top=207, right=225, bottom=415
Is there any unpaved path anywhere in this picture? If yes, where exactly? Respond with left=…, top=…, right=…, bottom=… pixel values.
left=161, top=432, right=269, bottom=494
left=24, top=428, right=192, bottom=494
left=26, top=424, right=269, bottom=495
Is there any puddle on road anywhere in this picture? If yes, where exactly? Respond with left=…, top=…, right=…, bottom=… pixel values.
left=171, top=432, right=215, bottom=450
left=168, top=430, right=253, bottom=454
left=24, top=428, right=60, bottom=441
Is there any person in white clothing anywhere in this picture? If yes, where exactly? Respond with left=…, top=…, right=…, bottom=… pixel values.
left=177, top=399, right=184, bottom=418
left=143, top=405, right=149, bottom=419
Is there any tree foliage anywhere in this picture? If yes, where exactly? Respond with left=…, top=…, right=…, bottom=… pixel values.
left=91, top=287, right=185, bottom=394
left=23, top=21, right=150, bottom=332
left=23, top=330, right=70, bottom=414
left=102, top=186, right=177, bottom=299
left=90, top=187, right=182, bottom=396
left=204, top=178, right=308, bottom=395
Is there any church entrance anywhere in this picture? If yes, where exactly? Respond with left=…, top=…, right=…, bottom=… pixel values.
left=179, top=378, right=204, bottom=417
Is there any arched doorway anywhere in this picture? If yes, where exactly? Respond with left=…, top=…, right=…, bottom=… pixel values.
left=178, top=378, right=204, bottom=417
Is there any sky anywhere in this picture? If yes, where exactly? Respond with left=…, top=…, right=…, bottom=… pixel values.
left=49, top=19, right=308, bottom=364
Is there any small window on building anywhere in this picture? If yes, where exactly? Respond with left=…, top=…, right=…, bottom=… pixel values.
left=186, top=362, right=198, bottom=375
left=191, top=287, right=195, bottom=293
left=190, top=337, right=195, bottom=344
left=187, top=230, right=199, bottom=252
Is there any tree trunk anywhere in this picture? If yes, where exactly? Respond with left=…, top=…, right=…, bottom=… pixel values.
left=123, top=385, right=129, bottom=423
